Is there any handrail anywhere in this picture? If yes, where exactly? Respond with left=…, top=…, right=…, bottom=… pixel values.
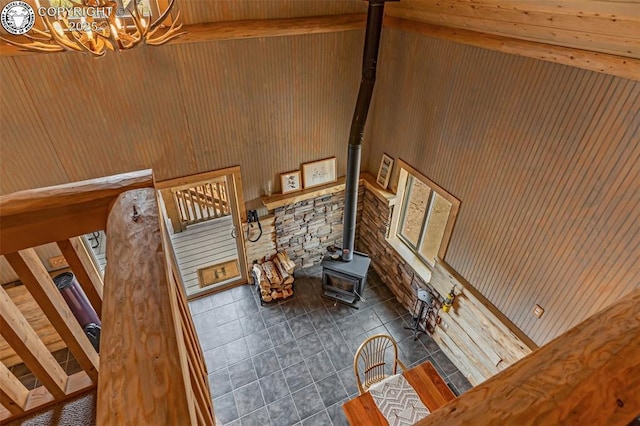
left=0, top=171, right=152, bottom=421
left=0, top=171, right=213, bottom=424
left=174, top=181, right=231, bottom=227
left=417, top=287, right=640, bottom=425
left=0, top=170, right=154, bottom=255
left=97, top=187, right=214, bottom=425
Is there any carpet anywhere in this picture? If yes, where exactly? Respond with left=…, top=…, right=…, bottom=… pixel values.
left=5, top=390, right=96, bottom=426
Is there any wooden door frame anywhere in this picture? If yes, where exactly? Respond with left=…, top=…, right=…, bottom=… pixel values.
left=155, top=166, right=249, bottom=299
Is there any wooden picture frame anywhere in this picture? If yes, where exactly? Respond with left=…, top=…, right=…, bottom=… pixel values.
left=280, top=170, right=302, bottom=194
left=302, top=157, right=337, bottom=189
left=376, top=153, right=394, bottom=189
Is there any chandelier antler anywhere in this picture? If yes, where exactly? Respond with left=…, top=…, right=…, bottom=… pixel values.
left=0, top=0, right=186, bottom=55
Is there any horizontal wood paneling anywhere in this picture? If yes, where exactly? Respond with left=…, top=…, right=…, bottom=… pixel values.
left=0, top=0, right=366, bottom=27
left=243, top=215, right=277, bottom=270
left=366, top=28, right=640, bottom=345
left=418, top=287, right=640, bottom=426
left=0, top=30, right=363, bottom=211
left=170, top=216, right=239, bottom=296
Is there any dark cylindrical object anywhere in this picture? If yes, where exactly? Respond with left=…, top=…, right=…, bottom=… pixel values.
left=342, top=0, right=387, bottom=262
left=53, top=272, right=101, bottom=351
left=342, top=144, right=362, bottom=262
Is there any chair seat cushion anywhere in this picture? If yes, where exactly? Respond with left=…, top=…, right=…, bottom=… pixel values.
left=369, top=374, right=430, bottom=426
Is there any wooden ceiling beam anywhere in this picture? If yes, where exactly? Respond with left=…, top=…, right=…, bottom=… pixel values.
left=386, top=1, right=640, bottom=59
left=0, top=14, right=366, bottom=57
left=385, top=16, right=640, bottom=82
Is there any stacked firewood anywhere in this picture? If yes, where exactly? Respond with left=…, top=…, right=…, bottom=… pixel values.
left=252, top=251, right=296, bottom=302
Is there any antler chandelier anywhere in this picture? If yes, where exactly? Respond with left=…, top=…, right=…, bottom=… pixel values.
left=0, top=0, right=186, bottom=56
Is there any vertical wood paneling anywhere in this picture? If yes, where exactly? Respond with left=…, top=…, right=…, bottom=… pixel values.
left=367, top=28, right=640, bottom=345
left=0, top=60, right=68, bottom=194
left=7, top=47, right=197, bottom=183
left=0, top=30, right=363, bottom=202
left=172, top=31, right=362, bottom=207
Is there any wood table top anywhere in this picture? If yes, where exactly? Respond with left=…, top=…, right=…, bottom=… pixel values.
left=342, top=361, right=456, bottom=425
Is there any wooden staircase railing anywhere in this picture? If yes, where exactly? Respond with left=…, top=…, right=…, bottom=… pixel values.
left=174, top=180, right=231, bottom=227
left=0, top=171, right=214, bottom=425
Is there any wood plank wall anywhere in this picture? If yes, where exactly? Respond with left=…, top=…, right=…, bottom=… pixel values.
left=0, top=30, right=364, bottom=212
left=366, top=28, right=640, bottom=345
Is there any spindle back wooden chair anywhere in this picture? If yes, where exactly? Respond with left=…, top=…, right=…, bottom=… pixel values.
left=353, top=334, right=407, bottom=394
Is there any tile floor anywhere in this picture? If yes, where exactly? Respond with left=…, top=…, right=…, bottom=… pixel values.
left=189, top=266, right=472, bottom=426
left=11, top=348, right=83, bottom=391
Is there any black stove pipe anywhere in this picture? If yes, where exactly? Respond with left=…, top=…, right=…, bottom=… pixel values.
left=342, top=0, right=387, bottom=262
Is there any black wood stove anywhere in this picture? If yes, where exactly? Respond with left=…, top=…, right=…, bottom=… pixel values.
left=321, top=251, right=371, bottom=308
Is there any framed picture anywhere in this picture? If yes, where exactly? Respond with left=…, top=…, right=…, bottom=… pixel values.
left=376, top=153, right=394, bottom=189
left=302, top=157, right=337, bottom=189
left=280, top=170, right=302, bottom=194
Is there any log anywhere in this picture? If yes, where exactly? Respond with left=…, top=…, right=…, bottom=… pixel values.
left=251, top=264, right=263, bottom=283
left=262, top=261, right=282, bottom=286
left=276, top=251, right=295, bottom=274
left=98, top=188, right=196, bottom=425
left=273, top=258, right=294, bottom=285
left=253, top=264, right=272, bottom=293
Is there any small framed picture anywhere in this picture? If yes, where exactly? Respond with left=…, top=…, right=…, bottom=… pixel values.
left=376, top=153, right=394, bottom=189
left=280, top=170, right=302, bottom=194
left=302, top=157, right=337, bottom=189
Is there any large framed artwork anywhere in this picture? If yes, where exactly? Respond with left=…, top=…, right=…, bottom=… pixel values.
left=302, top=157, right=337, bottom=189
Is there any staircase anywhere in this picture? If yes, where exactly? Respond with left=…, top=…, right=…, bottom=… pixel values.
left=174, top=181, right=230, bottom=227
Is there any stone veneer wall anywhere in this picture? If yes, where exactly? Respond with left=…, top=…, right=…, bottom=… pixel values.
left=273, top=187, right=364, bottom=269
left=356, top=189, right=443, bottom=327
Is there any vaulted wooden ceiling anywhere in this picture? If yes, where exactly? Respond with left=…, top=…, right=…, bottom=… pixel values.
left=165, top=0, right=640, bottom=62
left=1, top=0, right=638, bottom=66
